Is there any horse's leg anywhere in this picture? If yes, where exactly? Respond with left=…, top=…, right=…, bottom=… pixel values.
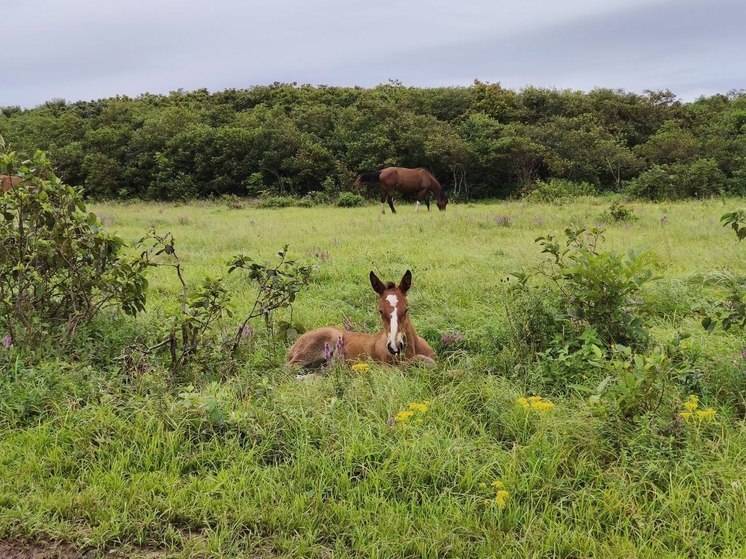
left=416, top=189, right=430, bottom=211
left=387, top=195, right=396, bottom=214
left=380, top=191, right=387, bottom=214
left=415, top=200, right=421, bottom=212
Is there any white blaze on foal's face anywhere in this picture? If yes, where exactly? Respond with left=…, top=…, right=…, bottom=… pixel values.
left=384, top=293, right=405, bottom=354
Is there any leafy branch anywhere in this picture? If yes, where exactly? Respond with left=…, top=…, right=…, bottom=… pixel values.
left=700, top=211, right=746, bottom=333
left=228, top=245, right=313, bottom=355
left=132, top=233, right=312, bottom=372
left=721, top=210, right=746, bottom=241
left=136, top=229, right=232, bottom=371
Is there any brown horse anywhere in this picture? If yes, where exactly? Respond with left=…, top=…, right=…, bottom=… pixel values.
left=356, top=167, right=448, bottom=214
left=0, top=174, right=22, bottom=194
left=287, top=270, right=436, bottom=371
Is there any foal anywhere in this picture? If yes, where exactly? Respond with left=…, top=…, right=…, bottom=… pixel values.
left=287, top=270, right=436, bottom=369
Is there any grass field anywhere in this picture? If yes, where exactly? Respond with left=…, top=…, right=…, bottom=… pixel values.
left=2, top=198, right=746, bottom=558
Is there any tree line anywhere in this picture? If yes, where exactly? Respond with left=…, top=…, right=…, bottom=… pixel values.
left=1, top=81, right=745, bottom=200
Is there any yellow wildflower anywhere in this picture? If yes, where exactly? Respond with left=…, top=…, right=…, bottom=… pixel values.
left=695, top=407, right=716, bottom=422
left=393, top=400, right=431, bottom=426
left=516, top=395, right=555, bottom=412
left=495, top=490, right=510, bottom=509
left=682, top=395, right=699, bottom=412
left=679, top=395, right=716, bottom=423
left=486, top=479, right=510, bottom=509
left=394, top=410, right=415, bottom=424
left=351, top=362, right=370, bottom=373
left=408, top=401, right=430, bottom=413
left=532, top=400, right=555, bottom=412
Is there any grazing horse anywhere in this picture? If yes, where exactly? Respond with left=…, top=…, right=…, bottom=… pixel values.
left=356, top=167, right=448, bottom=214
left=0, top=174, right=22, bottom=194
left=287, top=270, right=436, bottom=370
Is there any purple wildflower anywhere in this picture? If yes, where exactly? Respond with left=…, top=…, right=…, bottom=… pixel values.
left=240, top=325, right=254, bottom=339
left=1, top=334, right=12, bottom=349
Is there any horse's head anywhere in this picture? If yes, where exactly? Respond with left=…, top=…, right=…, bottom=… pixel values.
left=354, top=170, right=381, bottom=193
left=370, top=270, right=412, bottom=356
left=437, top=192, right=448, bottom=211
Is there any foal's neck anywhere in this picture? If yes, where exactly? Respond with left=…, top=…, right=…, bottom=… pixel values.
left=404, top=320, right=419, bottom=358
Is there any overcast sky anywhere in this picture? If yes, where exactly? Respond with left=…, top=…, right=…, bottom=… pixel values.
left=3, top=0, right=745, bottom=108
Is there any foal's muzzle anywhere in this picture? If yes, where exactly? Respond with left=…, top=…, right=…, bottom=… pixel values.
left=387, top=337, right=406, bottom=356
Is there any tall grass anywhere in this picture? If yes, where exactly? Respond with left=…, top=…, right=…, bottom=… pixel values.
left=1, top=198, right=745, bottom=558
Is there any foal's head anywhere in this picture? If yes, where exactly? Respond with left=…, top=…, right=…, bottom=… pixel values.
left=370, top=270, right=413, bottom=356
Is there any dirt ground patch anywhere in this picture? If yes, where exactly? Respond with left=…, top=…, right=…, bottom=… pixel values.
left=0, top=541, right=168, bottom=559
left=0, top=541, right=83, bottom=559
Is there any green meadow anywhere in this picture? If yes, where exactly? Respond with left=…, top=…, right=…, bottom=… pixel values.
left=2, top=198, right=746, bottom=558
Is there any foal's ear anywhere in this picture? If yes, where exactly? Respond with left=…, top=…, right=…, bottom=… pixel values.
left=370, top=271, right=386, bottom=295
left=398, top=270, right=412, bottom=293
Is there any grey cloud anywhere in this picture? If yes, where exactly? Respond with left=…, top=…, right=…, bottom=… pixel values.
left=324, top=0, right=746, bottom=98
left=2, top=0, right=744, bottom=107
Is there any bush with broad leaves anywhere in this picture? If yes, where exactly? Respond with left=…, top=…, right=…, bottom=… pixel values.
left=0, top=148, right=147, bottom=344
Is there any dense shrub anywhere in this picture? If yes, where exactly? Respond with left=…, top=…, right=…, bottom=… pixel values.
left=2, top=85, right=745, bottom=200
left=300, top=191, right=331, bottom=206
left=336, top=192, right=366, bottom=207
left=624, top=165, right=671, bottom=200
left=0, top=149, right=147, bottom=344
left=599, top=201, right=637, bottom=223
left=625, top=158, right=727, bottom=200
left=522, top=178, right=596, bottom=203
left=512, top=227, right=656, bottom=349
left=257, top=195, right=296, bottom=208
